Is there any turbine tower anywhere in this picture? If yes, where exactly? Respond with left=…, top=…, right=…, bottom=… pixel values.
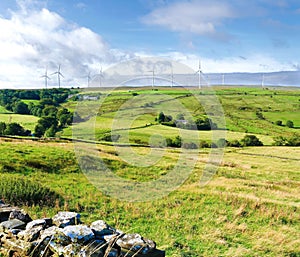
left=41, top=67, right=51, bottom=89
left=86, top=71, right=92, bottom=87
left=222, top=74, right=225, bottom=86
left=195, top=60, right=202, bottom=89
left=148, top=68, right=155, bottom=89
left=261, top=73, right=265, bottom=88
left=97, top=66, right=103, bottom=87
left=171, top=66, right=174, bottom=88
left=51, top=64, right=64, bottom=88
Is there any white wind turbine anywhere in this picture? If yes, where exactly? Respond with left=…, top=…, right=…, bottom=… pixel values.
left=86, top=71, right=92, bottom=87
left=41, top=67, right=51, bottom=89
left=148, top=68, right=155, bottom=89
left=195, top=60, right=202, bottom=89
left=261, top=73, right=265, bottom=88
left=97, top=66, right=104, bottom=87
left=51, top=64, right=64, bottom=88
left=171, top=65, right=174, bottom=88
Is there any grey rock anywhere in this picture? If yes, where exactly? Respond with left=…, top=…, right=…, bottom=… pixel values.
left=53, top=211, right=81, bottom=228
left=0, top=219, right=26, bottom=230
left=90, top=220, right=117, bottom=238
left=62, top=225, right=94, bottom=244
left=117, top=233, right=156, bottom=254
left=0, top=207, right=17, bottom=222
left=18, top=225, right=44, bottom=242
left=9, top=209, right=32, bottom=224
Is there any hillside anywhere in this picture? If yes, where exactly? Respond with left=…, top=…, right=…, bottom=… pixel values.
left=0, top=138, right=299, bottom=256
left=0, top=86, right=299, bottom=256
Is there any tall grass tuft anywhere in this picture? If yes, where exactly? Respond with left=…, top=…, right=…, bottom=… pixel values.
left=0, top=174, right=62, bottom=207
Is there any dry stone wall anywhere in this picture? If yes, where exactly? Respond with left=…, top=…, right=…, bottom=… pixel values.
left=0, top=201, right=165, bottom=257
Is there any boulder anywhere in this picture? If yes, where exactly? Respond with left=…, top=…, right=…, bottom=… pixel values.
left=90, top=220, right=117, bottom=238
left=62, top=225, right=95, bottom=244
left=0, top=219, right=26, bottom=230
left=53, top=211, right=81, bottom=228
left=9, top=209, right=32, bottom=224
left=117, top=233, right=156, bottom=255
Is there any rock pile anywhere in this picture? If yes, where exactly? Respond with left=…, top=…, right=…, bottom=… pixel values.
left=0, top=201, right=165, bottom=257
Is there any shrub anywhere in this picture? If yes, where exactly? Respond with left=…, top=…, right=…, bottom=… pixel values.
left=275, top=120, right=283, bottom=126
left=286, top=120, right=294, bottom=128
left=0, top=175, right=62, bottom=207
left=227, top=139, right=241, bottom=147
left=241, top=135, right=263, bottom=146
left=199, top=140, right=210, bottom=148
left=182, top=142, right=198, bottom=149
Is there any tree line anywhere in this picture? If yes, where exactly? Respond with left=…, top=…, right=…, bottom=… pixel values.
left=0, top=89, right=78, bottom=137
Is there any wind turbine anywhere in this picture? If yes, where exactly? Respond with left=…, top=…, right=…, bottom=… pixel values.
left=261, top=73, right=265, bottom=88
left=148, top=68, right=155, bottom=89
left=41, top=67, right=51, bottom=89
left=86, top=71, right=92, bottom=87
left=195, top=60, right=202, bottom=89
left=97, top=66, right=103, bottom=87
left=222, top=74, right=225, bottom=86
left=171, top=65, right=174, bottom=88
left=51, top=64, right=64, bottom=88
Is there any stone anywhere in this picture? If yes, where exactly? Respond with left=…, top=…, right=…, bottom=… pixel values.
left=25, top=218, right=52, bottom=230
left=90, top=220, right=117, bottom=238
left=18, top=225, right=44, bottom=242
left=0, top=219, right=26, bottom=230
left=0, top=207, right=18, bottom=222
left=52, top=211, right=81, bottom=228
left=117, top=233, right=156, bottom=255
left=9, top=210, right=32, bottom=224
left=62, top=225, right=95, bottom=244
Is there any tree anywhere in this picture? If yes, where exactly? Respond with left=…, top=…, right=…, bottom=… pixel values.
left=4, top=122, right=30, bottom=136
left=275, top=120, right=282, bottom=126
left=157, top=112, right=165, bottom=123
left=0, top=122, right=6, bottom=135
left=42, top=106, right=58, bottom=117
left=286, top=120, right=294, bottom=128
left=241, top=135, right=263, bottom=146
left=12, top=101, right=30, bottom=114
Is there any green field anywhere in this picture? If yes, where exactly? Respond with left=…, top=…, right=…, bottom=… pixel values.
left=0, top=86, right=300, bottom=256
left=63, top=87, right=299, bottom=146
left=0, top=138, right=299, bottom=256
left=0, top=113, right=39, bottom=130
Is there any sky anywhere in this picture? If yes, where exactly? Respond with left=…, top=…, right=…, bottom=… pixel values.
left=0, top=0, right=299, bottom=88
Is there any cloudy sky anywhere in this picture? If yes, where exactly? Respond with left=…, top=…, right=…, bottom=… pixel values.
left=0, top=0, right=299, bottom=88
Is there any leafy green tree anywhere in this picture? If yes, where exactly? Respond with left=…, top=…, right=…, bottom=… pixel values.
left=157, top=112, right=165, bottom=123
left=4, top=122, right=30, bottom=136
left=45, top=125, right=57, bottom=137
left=275, top=120, right=282, bottom=126
left=0, top=122, right=6, bottom=135
left=12, top=101, right=30, bottom=114
left=286, top=120, right=294, bottom=128
left=241, top=135, right=263, bottom=146
left=42, top=106, right=58, bottom=117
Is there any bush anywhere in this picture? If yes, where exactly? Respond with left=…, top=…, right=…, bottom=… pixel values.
left=199, top=140, right=210, bottom=148
left=182, top=142, right=198, bottom=149
left=275, top=120, right=283, bottom=126
left=166, top=136, right=182, bottom=147
left=241, top=135, right=263, bottom=146
left=286, top=120, right=294, bottom=128
left=0, top=175, right=62, bottom=206
left=227, top=139, right=241, bottom=147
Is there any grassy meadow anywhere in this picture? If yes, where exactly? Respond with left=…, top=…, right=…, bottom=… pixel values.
left=0, top=86, right=299, bottom=256
left=0, top=138, right=299, bottom=256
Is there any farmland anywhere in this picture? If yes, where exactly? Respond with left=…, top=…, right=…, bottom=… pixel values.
left=0, top=86, right=299, bottom=256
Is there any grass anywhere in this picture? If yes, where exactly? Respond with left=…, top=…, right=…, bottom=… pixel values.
left=0, top=113, right=39, bottom=131
left=0, top=138, right=299, bottom=256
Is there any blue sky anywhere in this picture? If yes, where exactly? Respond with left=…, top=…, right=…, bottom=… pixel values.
left=0, top=0, right=299, bottom=88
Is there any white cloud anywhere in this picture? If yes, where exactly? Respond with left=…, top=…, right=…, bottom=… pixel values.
left=0, top=1, right=127, bottom=88
left=141, top=0, right=235, bottom=36
left=162, top=52, right=298, bottom=73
